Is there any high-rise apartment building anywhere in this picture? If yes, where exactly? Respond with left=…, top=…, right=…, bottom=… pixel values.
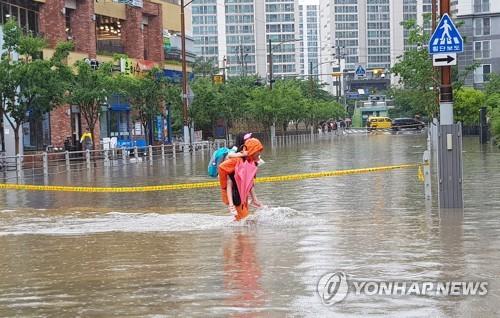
left=192, top=0, right=304, bottom=79
left=298, top=0, right=321, bottom=76
left=454, top=0, right=500, bottom=88
left=319, top=0, right=433, bottom=96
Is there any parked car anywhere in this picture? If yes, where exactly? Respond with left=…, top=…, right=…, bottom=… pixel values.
left=392, top=118, right=425, bottom=130
left=367, top=116, right=393, bottom=131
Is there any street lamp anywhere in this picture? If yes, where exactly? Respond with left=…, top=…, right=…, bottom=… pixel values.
left=268, top=37, right=302, bottom=90
left=181, top=0, right=193, bottom=144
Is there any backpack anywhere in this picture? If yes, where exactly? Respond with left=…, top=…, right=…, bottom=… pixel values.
left=208, top=147, right=232, bottom=177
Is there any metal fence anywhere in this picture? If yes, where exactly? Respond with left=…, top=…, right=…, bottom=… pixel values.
left=0, top=141, right=226, bottom=179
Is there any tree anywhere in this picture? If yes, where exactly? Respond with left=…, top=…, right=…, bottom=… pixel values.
left=219, top=76, right=259, bottom=130
left=192, top=57, right=219, bottom=78
left=246, top=79, right=306, bottom=131
left=304, top=99, right=345, bottom=130
left=485, top=74, right=500, bottom=143
left=0, top=19, right=72, bottom=154
left=0, top=60, right=16, bottom=152
left=391, top=19, right=439, bottom=118
left=454, top=88, right=485, bottom=125
left=118, top=69, right=168, bottom=145
left=190, top=77, right=221, bottom=136
left=67, top=60, right=114, bottom=147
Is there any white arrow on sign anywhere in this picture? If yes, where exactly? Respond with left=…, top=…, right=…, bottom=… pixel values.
left=433, top=53, right=457, bottom=66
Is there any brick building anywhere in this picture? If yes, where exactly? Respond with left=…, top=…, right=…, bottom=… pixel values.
left=1, top=0, right=193, bottom=154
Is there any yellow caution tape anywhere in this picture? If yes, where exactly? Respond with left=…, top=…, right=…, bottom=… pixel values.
left=0, top=163, right=425, bottom=193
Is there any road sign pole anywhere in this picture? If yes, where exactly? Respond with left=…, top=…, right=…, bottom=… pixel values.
left=439, top=0, right=453, bottom=124
left=435, top=0, right=463, bottom=209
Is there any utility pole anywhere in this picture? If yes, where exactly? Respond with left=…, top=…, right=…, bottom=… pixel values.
left=440, top=0, right=453, bottom=123
left=180, top=0, right=190, bottom=145
left=309, top=61, right=313, bottom=82
left=239, top=39, right=244, bottom=77
left=432, top=0, right=437, bottom=30
left=432, top=0, right=439, bottom=111
left=435, top=0, right=464, bottom=209
left=222, top=56, right=226, bottom=82
left=268, top=38, right=273, bottom=90
left=334, top=46, right=344, bottom=102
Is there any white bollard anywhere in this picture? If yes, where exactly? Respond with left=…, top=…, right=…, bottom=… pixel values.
left=148, top=145, right=153, bottom=163
left=43, top=152, right=48, bottom=176
left=65, top=151, right=70, bottom=171
left=423, top=150, right=432, bottom=201
left=104, top=149, right=110, bottom=167
left=16, top=154, right=22, bottom=173
left=86, top=149, right=91, bottom=169
left=122, top=148, right=127, bottom=164
left=172, top=143, right=176, bottom=159
left=161, top=144, right=165, bottom=160
left=134, top=146, right=139, bottom=162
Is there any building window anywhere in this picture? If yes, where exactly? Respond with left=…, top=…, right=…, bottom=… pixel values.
left=96, top=15, right=124, bottom=55
left=474, top=0, right=489, bottom=13
left=474, top=17, right=490, bottom=36
left=474, top=40, right=490, bottom=59
left=0, top=0, right=40, bottom=34
left=474, top=64, right=491, bottom=83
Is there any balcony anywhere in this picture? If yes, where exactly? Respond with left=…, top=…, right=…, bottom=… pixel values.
left=163, top=32, right=196, bottom=63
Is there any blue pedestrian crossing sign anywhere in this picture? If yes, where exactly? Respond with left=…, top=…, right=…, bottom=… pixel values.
left=429, top=13, right=463, bottom=54
left=355, top=65, right=366, bottom=77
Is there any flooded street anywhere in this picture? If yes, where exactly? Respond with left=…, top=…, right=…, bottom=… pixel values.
left=1, top=133, right=500, bottom=317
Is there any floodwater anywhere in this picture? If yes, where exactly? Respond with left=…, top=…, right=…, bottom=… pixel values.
left=1, top=132, right=499, bottom=317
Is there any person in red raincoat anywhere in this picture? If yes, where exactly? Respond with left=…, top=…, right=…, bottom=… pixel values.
left=218, top=138, right=264, bottom=221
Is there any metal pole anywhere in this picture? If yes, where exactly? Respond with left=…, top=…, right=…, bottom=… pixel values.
left=161, top=144, right=165, bottom=160
left=336, top=46, right=342, bottom=102
left=239, top=39, right=244, bottom=77
left=167, top=103, right=172, bottom=144
left=134, top=146, right=138, bottom=162
left=268, top=38, right=273, bottom=90
left=222, top=56, right=226, bottom=82
left=148, top=145, right=153, bottom=163
left=309, top=61, right=313, bottom=82
left=181, top=0, right=190, bottom=145
left=479, top=107, right=488, bottom=144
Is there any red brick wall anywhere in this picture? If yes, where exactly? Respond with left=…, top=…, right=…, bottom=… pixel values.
left=71, top=0, right=97, bottom=58
left=50, top=105, right=72, bottom=148
left=50, top=106, right=101, bottom=149
left=143, top=1, right=163, bottom=62
left=146, top=15, right=163, bottom=62
left=142, top=1, right=159, bottom=15
left=123, top=6, right=144, bottom=60
left=39, top=0, right=66, bottom=48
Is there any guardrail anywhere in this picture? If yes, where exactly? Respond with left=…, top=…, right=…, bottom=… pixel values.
left=0, top=140, right=227, bottom=178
